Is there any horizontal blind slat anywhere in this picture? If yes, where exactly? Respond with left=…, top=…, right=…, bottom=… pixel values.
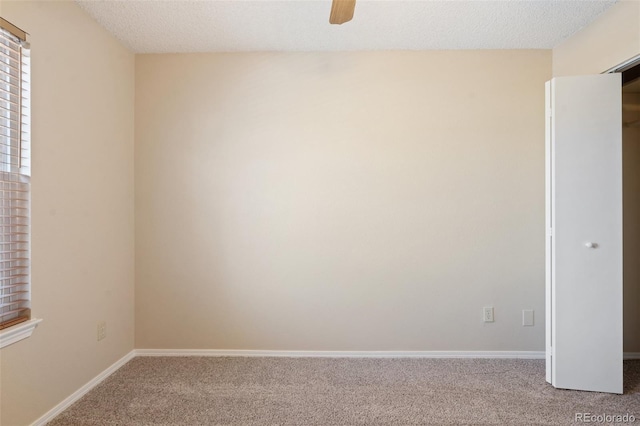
left=0, top=282, right=28, bottom=289
left=0, top=298, right=28, bottom=308
left=0, top=46, right=19, bottom=62
left=0, top=274, right=29, bottom=279
left=0, top=307, right=29, bottom=317
left=0, top=36, right=21, bottom=52
left=0, top=290, right=28, bottom=298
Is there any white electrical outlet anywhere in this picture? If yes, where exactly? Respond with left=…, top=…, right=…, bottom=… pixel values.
left=97, top=321, right=107, bottom=341
left=483, top=307, right=494, bottom=322
left=522, top=310, right=534, bottom=326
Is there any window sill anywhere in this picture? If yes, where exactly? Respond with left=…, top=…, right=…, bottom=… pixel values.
left=0, top=318, right=42, bottom=349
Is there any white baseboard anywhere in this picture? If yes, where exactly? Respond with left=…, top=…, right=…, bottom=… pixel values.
left=134, top=349, right=546, bottom=359
left=624, top=352, right=640, bottom=360
left=31, top=350, right=136, bottom=426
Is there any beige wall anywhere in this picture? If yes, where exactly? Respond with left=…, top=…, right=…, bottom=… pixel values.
left=553, top=0, right=640, bottom=76
left=135, top=51, right=551, bottom=351
left=623, top=91, right=640, bottom=352
left=0, top=1, right=135, bottom=425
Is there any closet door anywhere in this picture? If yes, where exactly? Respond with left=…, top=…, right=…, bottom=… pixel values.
left=546, top=73, right=622, bottom=394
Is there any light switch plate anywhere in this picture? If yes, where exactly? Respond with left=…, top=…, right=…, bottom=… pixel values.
left=522, top=310, right=534, bottom=326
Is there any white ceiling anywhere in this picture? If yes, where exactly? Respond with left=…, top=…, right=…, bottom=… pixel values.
left=76, top=0, right=618, bottom=53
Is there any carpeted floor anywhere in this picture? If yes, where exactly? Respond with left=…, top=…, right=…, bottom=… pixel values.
left=49, top=357, right=640, bottom=425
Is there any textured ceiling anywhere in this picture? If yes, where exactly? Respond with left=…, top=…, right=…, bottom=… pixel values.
left=76, top=0, right=618, bottom=53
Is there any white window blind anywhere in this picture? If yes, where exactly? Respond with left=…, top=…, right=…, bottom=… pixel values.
left=0, top=20, right=30, bottom=330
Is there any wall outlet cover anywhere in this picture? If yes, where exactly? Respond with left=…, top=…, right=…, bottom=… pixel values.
left=483, top=307, right=494, bottom=322
left=97, top=321, right=107, bottom=341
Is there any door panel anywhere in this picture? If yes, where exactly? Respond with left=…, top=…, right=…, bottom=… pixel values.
left=546, top=74, right=622, bottom=394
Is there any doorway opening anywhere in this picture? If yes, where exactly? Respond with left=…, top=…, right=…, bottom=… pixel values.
left=622, top=65, right=640, bottom=355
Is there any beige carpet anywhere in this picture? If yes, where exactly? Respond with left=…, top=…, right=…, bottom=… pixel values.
left=49, top=357, right=640, bottom=425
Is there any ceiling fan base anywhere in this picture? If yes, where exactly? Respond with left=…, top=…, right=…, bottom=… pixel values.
left=330, top=0, right=356, bottom=25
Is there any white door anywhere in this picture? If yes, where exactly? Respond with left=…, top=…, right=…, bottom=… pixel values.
left=546, top=73, right=623, bottom=394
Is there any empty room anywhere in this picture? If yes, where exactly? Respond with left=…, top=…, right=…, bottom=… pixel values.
left=0, top=0, right=639, bottom=424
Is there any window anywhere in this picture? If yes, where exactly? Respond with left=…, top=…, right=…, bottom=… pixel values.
left=0, top=18, right=32, bottom=334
